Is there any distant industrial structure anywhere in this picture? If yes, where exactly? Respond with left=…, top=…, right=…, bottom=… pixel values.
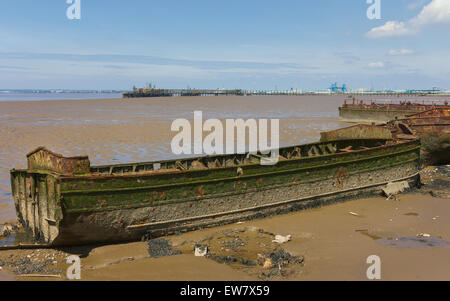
left=122, top=83, right=449, bottom=98
left=329, top=82, right=348, bottom=93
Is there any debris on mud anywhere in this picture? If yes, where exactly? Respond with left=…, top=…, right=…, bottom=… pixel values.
left=147, top=238, right=182, bottom=258
left=272, top=234, right=291, bottom=244
left=143, top=227, right=304, bottom=278
left=191, top=227, right=304, bottom=279
left=419, top=165, right=450, bottom=198
left=194, top=244, right=208, bottom=257
left=0, top=256, right=62, bottom=276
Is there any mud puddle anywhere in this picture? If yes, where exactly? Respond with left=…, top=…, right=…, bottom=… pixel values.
left=0, top=231, right=36, bottom=247
left=377, top=236, right=450, bottom=249
left=359, top=230, right=450, bottom=249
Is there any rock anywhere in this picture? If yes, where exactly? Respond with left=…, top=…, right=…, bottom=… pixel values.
left=272, top=234, right=292, bottom=244
left=194, top=244, right=208, bottom=257
left=382, top=181, right=409, bottom=197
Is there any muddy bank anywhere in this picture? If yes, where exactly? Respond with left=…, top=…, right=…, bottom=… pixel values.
left=0, top=190, right=448, bottom=281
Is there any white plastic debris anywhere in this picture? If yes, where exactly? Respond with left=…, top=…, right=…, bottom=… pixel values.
left=194, top=245, right=208, bottom=257
left=272, top=234, right=291, bottom=244
left=382, top=181, right=409, bottom=197
left=417, top=233, right=431, bottom=238
left=348, top=211, right=360, bottom=217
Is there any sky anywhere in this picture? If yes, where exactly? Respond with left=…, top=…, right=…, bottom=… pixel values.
left=0, top=0, right=449, bottom=91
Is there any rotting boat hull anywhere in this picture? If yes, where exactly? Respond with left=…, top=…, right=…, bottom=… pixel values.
left=387, top=108, right=450, bottom=165
left=10, top=128, right=421, bottom=246
left=339, top=101, right=449, bottom=123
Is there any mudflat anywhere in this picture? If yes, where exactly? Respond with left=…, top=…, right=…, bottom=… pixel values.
left=0, top=191, right=448, bottom=281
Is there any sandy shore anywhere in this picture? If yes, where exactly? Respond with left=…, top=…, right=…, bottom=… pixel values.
left=0, top=95, right=449, bottom=281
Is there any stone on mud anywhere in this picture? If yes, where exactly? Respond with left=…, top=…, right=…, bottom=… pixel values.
left=382, top=181, right=409, bottom=196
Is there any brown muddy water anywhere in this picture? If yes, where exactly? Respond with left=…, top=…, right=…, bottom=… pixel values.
left=0, top=95, right=449, bottom=281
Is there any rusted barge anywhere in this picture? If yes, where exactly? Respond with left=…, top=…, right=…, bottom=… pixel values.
left=387, top=107, right=450, bottom=165
left=339, top=97, right=449, bottom=123
left=10, top=125, right=420, bottom=246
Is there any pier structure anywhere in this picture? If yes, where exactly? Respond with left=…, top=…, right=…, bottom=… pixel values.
left=123, top=88, right=244, bottom=98
left=123, top=87, right=450, bottom=98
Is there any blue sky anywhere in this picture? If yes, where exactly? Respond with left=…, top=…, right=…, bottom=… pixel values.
left=0, top=0, right=449, bottom=90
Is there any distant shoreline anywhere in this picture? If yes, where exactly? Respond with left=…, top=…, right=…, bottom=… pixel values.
left=0, top=92, right=124, bottom=102
left=0, top=92, right=449, bottom=103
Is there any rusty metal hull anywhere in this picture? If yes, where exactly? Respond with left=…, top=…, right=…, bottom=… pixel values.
left=10, top=134, right=421, bottom=246
left=388, top=108, right=450, bottom=165
left=339, top=103, right=449, bottom=123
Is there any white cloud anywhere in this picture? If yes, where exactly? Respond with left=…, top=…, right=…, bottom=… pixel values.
left=366, top=0, right=450, bottom=38
left=388, top=49, right=414, bottom=56
left=411, top=0, right=450, bottom=25
left=366, top=21, right=415, bottom=38
left=368, top=62, right=385, bottom=68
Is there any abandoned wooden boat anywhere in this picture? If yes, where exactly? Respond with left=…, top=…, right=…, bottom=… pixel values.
left=10, top=125, right=421, bottom=246
left=339, top=97, right=449, bottom=123
left=387, top=107, right=450, bottom=165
